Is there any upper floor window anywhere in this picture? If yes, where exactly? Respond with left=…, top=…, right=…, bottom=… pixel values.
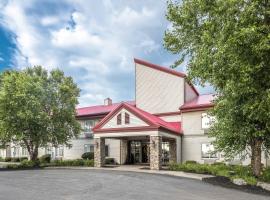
left=201, top=113, right=215, bottom=129
left=82, top=120, right=98, bottom=133
left=117, top=113, right=122, bottom=125
left=125, top=113, right=130, bottom=124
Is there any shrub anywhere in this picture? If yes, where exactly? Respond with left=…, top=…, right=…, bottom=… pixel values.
left=260, top=167, right=270, bottom=183
left=11, top=157, right=20, bottom=162
left=6, top=164, right=19, bottom=169
left=20, top=160, right=39, bottom=168
left=211, top=162, right=226, bottom=166
left=185, top=160, right=197, bottom=164
left=19, top=157, right=28, bottom=162
left=4, top=157, right=11, bottom=162
left=81, top=152, right=94, bottom=160
left=84, top=159, right=94, bottom=167
left=0, top=157, right=4, bottom=162
left=105, top=158, right=115, bottom=164
left=39, top=154, right=51, bottom=163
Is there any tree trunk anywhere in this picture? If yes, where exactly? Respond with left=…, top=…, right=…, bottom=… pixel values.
left=251, top=140, right=262, bottom=177
left=30, top=146, right=39, bottom=161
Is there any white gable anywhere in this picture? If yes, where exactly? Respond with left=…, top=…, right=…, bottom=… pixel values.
left=102, top=108, right=148, bottom=129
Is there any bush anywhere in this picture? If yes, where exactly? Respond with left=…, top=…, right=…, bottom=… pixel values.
left=39, top=154, right=51, bottom=163
left=260, top=167, right=270, bottom=183
left=11, top=157, right=20, bottom=162
left=20, top=160, right=39, bottom=168
left=81, top=152, right=94, bottom=160
left=185, top=160, right=197, bottom=164
left=19, top=157, right=28, bottom=162
left=84, top=159, right=94, bottom=167
left=50, top=159, right=94, bottom=167
left=0, top=157, right=4, bottom=162
left=6, top=164, right=19, bottom=169
left=4, top=157, right=11, bottom=162
left=105, top=158, right=115, bottom=164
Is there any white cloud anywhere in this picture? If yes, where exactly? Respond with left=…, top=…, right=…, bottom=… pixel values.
left=0, top=0, right=170, bottom=106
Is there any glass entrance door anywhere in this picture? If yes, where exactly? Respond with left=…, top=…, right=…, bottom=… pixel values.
left=130, top=141, right=141, bottom=164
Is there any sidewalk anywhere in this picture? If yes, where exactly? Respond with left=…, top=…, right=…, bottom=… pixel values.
left=46, top=165, right=214, bottom=181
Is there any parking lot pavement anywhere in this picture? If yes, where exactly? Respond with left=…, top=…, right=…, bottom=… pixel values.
left=0, top=169, right=269, bottom=200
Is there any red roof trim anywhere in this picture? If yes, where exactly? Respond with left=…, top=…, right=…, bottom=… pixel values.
left=93, top=102, right=181, bottom=134
left=94, top=126, right=159, bottom=133
left=153, top=111, right=181, bottom=117
left=134, top=58, right=199, bottom=96
left=93, top=103, right=155, bottom=130
left=180, top=104, right=214, bottom=113
left=134, top=58, right=186, bottom=78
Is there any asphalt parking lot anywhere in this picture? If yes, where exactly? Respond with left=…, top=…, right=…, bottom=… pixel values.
left=0, top=169, right=269, bottom=200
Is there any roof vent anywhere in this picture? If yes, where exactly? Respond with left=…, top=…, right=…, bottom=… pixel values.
left=104, top=98, right=112, bottom=106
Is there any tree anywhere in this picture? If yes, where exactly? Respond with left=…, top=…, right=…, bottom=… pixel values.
left=164, top=0, right=270, bottom=176
left=0, top=66, right=81, bottom=161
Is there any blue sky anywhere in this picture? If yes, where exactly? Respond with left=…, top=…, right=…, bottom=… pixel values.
left=0, top=0, right=213, bottom=107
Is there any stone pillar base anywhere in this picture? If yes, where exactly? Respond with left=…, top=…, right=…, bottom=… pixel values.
left=94, top=138, right=105, bottom=167
left=150, top=136, right=162, bottom=170
left=169, top=139, right=177, bottom=163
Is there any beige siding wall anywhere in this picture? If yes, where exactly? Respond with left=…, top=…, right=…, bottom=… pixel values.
left=136, top=63, right=185, bottom=114
left=103, top=108, right=147, bottom=128
left=185, top=82, right=198, bottom=102
left=182, top=111, right=205, bottom=135
left=159, top=114, right=181, bottom=122
left=182, top=111, right=269, bottom=166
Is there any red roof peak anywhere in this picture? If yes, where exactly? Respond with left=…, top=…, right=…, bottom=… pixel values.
left=94, top=102, right=182, bottom=135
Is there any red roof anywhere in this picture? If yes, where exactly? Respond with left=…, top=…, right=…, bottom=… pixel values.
left=134, top=58, right=199, bottom=96
left=180, top=94, right=215, bottom=112
left=76, top=101, right=135, bottom=117
left=93, top=102, right=182, bottom=135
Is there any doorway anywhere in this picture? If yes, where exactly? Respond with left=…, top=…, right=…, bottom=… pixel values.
left=128, top=141, right=149, bottom=164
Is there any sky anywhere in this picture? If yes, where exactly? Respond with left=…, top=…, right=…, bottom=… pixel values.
left=0, top=0, right=213, bottom=107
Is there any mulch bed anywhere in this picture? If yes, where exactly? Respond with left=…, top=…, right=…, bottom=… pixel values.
left=203, top=176, right=270, bottom=196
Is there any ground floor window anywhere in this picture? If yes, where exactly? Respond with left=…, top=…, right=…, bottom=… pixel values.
left=12, top=147, right=20, bottom=157
left=84, top=144, right=94, bottom=153
left=55, top=146, right=64, bottom=157
left=201, top=143, right=218, bottom=159
left=84, top=144, right=109, bottom=156
left=22, top=147, right=29, bottom=156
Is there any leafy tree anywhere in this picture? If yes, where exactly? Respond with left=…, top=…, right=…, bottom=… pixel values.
left=0, top=66, right=81, bottom=161
left=164, top=0, right=270, bottom=176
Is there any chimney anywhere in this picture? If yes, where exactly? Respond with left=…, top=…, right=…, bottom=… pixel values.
left=104, top=97, right=112, bottom=106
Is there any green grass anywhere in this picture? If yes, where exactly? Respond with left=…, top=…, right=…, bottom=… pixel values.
left=169, top=161, right=270, bottom=185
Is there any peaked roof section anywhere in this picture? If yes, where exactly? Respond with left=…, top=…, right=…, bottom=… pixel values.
left=76, top=101, right=135, bottom=117
left=134, top=58, right=199, bottom=96
left=180, top=94, right=215, bottom=112
left=93, top=102, right=182, bottom=135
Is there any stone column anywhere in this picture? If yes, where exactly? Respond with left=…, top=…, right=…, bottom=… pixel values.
left=120, top=139, right=128, bottom=165
left=150, top=136, right=162, bottom=170
left=169, top=139, right=177, bottom=163
left=94, top=138, right=105, bottom=167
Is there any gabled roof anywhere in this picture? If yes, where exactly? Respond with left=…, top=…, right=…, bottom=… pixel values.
left=134, top=58, right=199, bottom=96
left=93, top=102, right=182, bottom=135
left=76, top=101, right=135, bottom=117
left=180, top=94, right=215, bottom=112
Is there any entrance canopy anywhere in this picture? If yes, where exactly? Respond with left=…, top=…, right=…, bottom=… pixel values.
left=93, top=102, right=182, bottom=138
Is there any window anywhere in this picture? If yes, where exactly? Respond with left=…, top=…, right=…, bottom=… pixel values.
left=124, top=113, right=130, bottom=124
left=45, top=147, right=52, bottom=155
left=201, top=143, right=218, bottom=159
left=83, top=120, right=95, bottom=132
left=117, top=113, right=122, bottom=125
left=55, top=146, right=64, bottom=157
left=84, top=144, right=94, bottom=153
left=201, top=113, right=215, bottom=129
left=105, top=145, right=109, bottom=157
left=12, top=147, right=19, bottom=157
left=22, top=147, right=28, bottom=156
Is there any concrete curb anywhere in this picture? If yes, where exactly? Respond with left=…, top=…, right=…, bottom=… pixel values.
left=45, top=166, right=214, bottom=181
